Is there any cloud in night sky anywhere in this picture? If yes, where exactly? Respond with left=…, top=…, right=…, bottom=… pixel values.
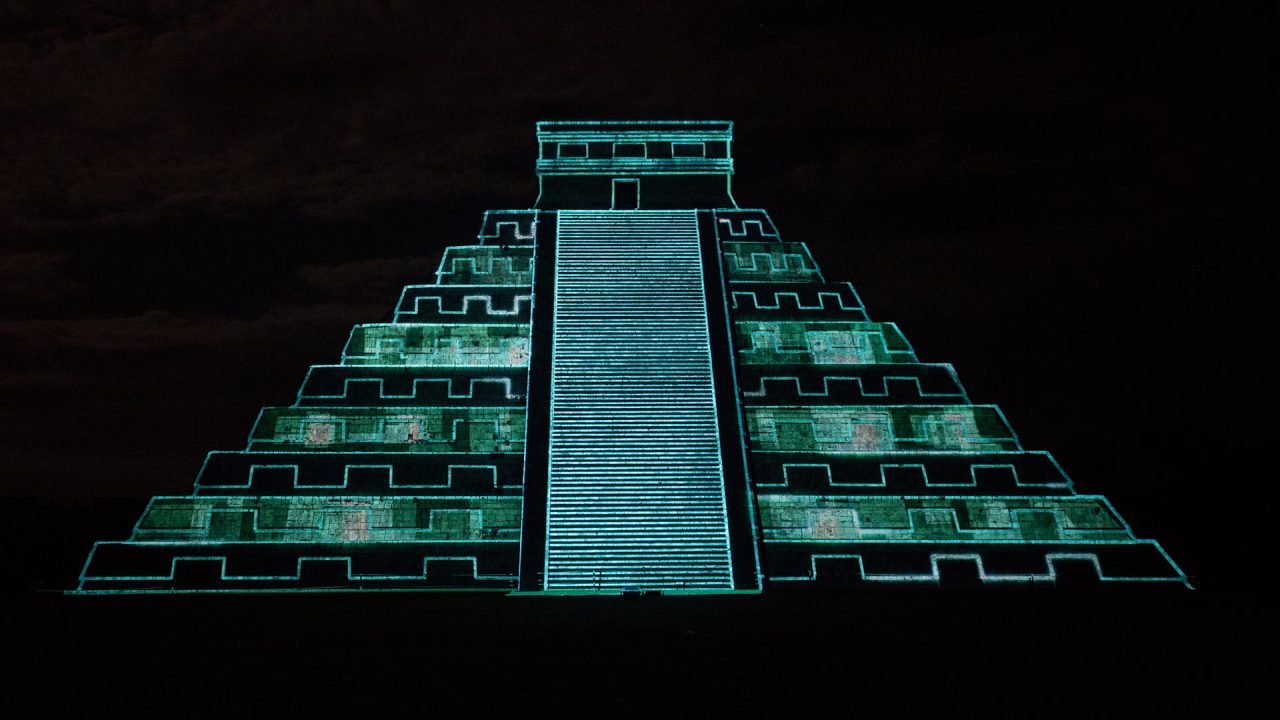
left=1, top=302, right=369, bottom=352
left=298, top=255, right=442, bottom=299
left=2, top=2, right=1259, bottom=240
left=0, top=251, right=80, bottom=301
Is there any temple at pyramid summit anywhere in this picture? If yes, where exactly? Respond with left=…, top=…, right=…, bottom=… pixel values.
left=77, top=121, right=1188, bottom=593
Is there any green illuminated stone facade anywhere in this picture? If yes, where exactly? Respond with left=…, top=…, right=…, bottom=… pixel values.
left=78, top=121, right=1186, bottom=593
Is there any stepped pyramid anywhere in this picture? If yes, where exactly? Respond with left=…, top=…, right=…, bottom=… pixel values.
left=77, top=121, right=1187, bottom=593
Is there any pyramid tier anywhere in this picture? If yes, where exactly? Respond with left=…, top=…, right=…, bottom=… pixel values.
left=247, top=406, right=524, bottom=453
left=476, top=210, right=538, bottom=246
left=734, top=321, right=916, bottom=365
left=722, top=241, right=822, bottom=282
left=711, top=209, right=782, bottom=242
left=297, top=366, right=527, bottom=407
left=758, top=494, right=1131, bottom=542
left=738, top=363, right=966, bottom=405
left=728, top=281, right=868, bottom=321
left=747, top=450, right=1074, bottom=495
left=394, top=285, right=531, bottom=323
left=195, top=451, right=524, bottom=495
left=436, top=245, right=534, bottom=285
left=745, top=405, right=1019, bottom=453
left=81, top=541, right=518, bottom=591
left=341, top=323, right=530, bottom=367
left=135, top=495, right=520, bottom=542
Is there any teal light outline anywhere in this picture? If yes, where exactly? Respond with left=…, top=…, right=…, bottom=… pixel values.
left=543, top=210, right=735, bottom=592
left=295, top=370, right=523, bottom=403
left=767, top=547, right=1189, bottom=586
left=738, top=366, right=969, bottom=401
left=193, top=451, right=518, bottom=492
left=755, top=493, right=1135, bottom=541
left=751, top=451, right=1073, bottom=490
left=610, top=178, right=640, bottom=210
left=75, top=120, right=1188, bottom=594
left=728, top=282, right=867, bottom=312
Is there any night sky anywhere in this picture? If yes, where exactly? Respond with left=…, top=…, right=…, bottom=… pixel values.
left=2, top=2, right=1271, bottom=712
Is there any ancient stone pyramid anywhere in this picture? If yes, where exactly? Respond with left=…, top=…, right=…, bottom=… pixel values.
left=78, top=121, right=1186, bottom=593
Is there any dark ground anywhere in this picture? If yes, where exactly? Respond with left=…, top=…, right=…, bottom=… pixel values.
left=2, top=499, right=1266, bottom=716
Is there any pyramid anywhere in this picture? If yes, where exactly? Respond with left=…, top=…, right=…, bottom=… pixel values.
left=77, top=121, right=1187, bottom=593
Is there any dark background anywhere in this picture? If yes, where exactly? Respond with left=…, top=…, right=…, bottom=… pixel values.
left=1, top=2, right=1270, bottom=714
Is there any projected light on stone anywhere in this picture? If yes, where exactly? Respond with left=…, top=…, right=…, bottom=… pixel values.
left=76, top=120, right=1187, bottom=593
left=545, top=211, right=732, bottom=591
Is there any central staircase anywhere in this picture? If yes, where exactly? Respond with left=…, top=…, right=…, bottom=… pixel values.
left=544, top=210, right=734, bottom=591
